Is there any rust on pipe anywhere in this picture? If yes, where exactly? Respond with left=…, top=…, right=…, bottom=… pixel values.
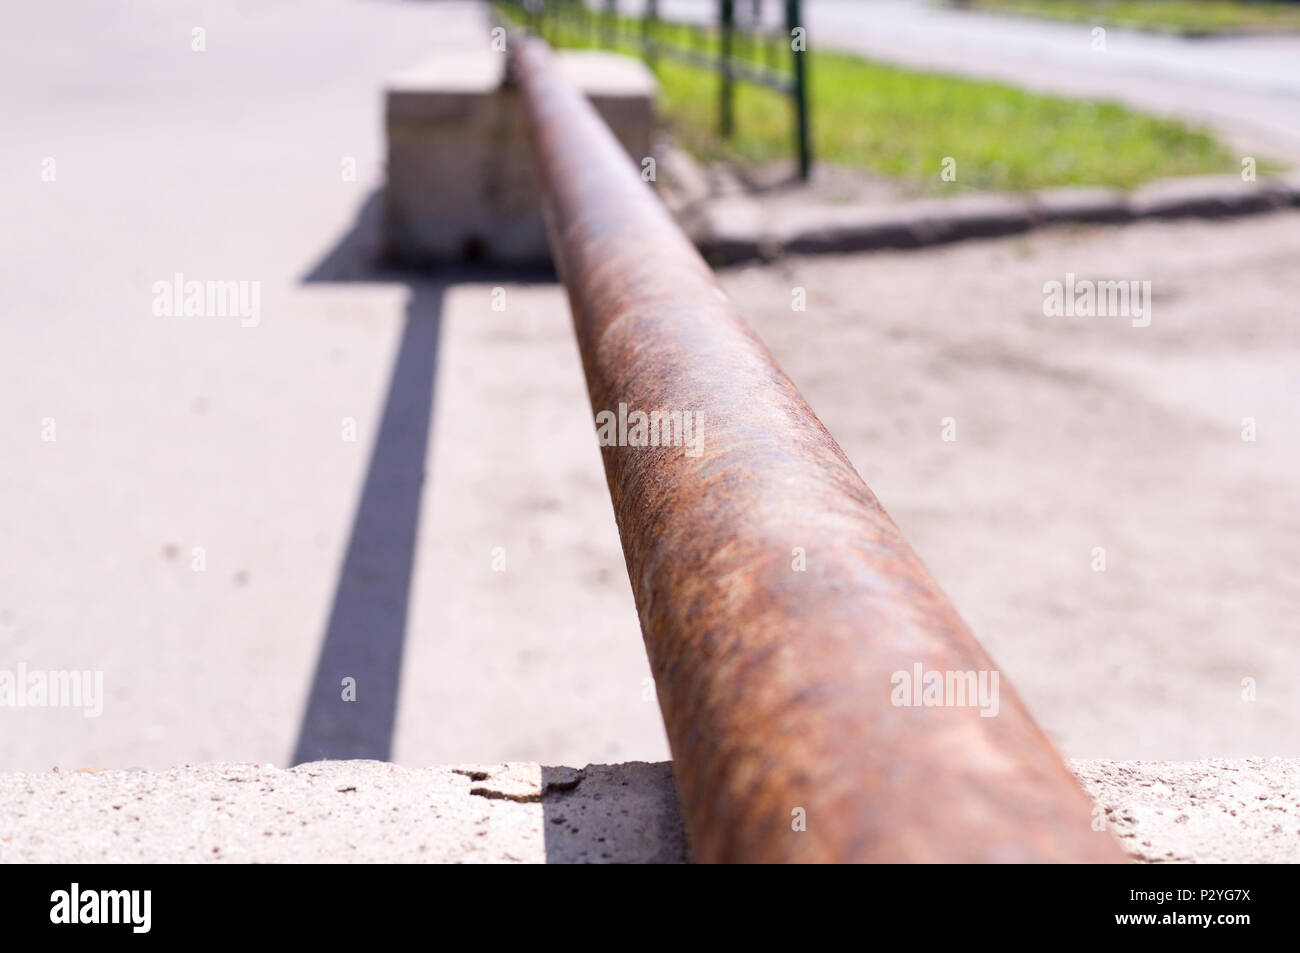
left=509, top=36, right=1126, bottom=864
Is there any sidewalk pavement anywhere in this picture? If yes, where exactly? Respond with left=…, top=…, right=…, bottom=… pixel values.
left=0, top=0, right=669, bottom=772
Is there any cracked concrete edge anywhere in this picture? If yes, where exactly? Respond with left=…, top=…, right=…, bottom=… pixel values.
left=0, top=760, right=690, bottom=864
left=1, top=759, right=1296, bottom=863
left=690, top=174, right=1300, bottom=265
left=1071, top=758, right=1300, bottom=865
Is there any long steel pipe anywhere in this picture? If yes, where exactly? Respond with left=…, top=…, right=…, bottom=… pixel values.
left=509, top=36, right=1125, bottom=863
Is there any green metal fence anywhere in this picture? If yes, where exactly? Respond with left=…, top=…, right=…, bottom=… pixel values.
left=504, top=0, right=811, bottom=179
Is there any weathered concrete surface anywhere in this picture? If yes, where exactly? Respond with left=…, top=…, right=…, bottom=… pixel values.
left=1074, top=759, right=1300, bottom=864
left=384, top=49, right=656, bottom=263
left=1, top=760, right=1295, bottom=863
left=0, top=761, right=689, bottom=864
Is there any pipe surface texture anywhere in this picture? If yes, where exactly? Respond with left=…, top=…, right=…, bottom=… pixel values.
left=510, top=37, right=1125, bottom=863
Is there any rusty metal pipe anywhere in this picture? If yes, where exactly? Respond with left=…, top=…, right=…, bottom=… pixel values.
left=509, top=36, right=1125, bottom=863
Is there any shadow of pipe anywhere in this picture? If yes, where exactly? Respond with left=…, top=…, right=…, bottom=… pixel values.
left=290, top=187, right=552, bottom=764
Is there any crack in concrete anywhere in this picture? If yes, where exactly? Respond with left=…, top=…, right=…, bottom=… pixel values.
left=468, top=767, right=586, bottom=803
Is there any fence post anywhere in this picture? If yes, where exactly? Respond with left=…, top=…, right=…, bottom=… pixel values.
left=786, top=0, right=810, bottom=179
left=762, top=0, right=778, bottom=69
left=720, top=0, right=735, bottom=139
left=643, top=0, right=658, bottom=69
left=604, top=0, right=617, bottom=46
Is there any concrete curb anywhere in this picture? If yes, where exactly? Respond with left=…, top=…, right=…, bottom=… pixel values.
left=2, top=759, right=1298, bottom=862
left=693, top=174, right=1300, bottom=266
left=0, top=761, right=690, bottom=864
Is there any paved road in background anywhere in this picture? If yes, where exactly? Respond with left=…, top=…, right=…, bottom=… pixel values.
left=652, top=0, right=1300, bottom=160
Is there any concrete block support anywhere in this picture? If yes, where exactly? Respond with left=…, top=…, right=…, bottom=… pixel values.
left=384, top=50, right=656, bottom=264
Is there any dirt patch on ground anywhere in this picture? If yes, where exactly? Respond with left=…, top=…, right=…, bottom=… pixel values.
left=716, top=211, right=1300, bottom=759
